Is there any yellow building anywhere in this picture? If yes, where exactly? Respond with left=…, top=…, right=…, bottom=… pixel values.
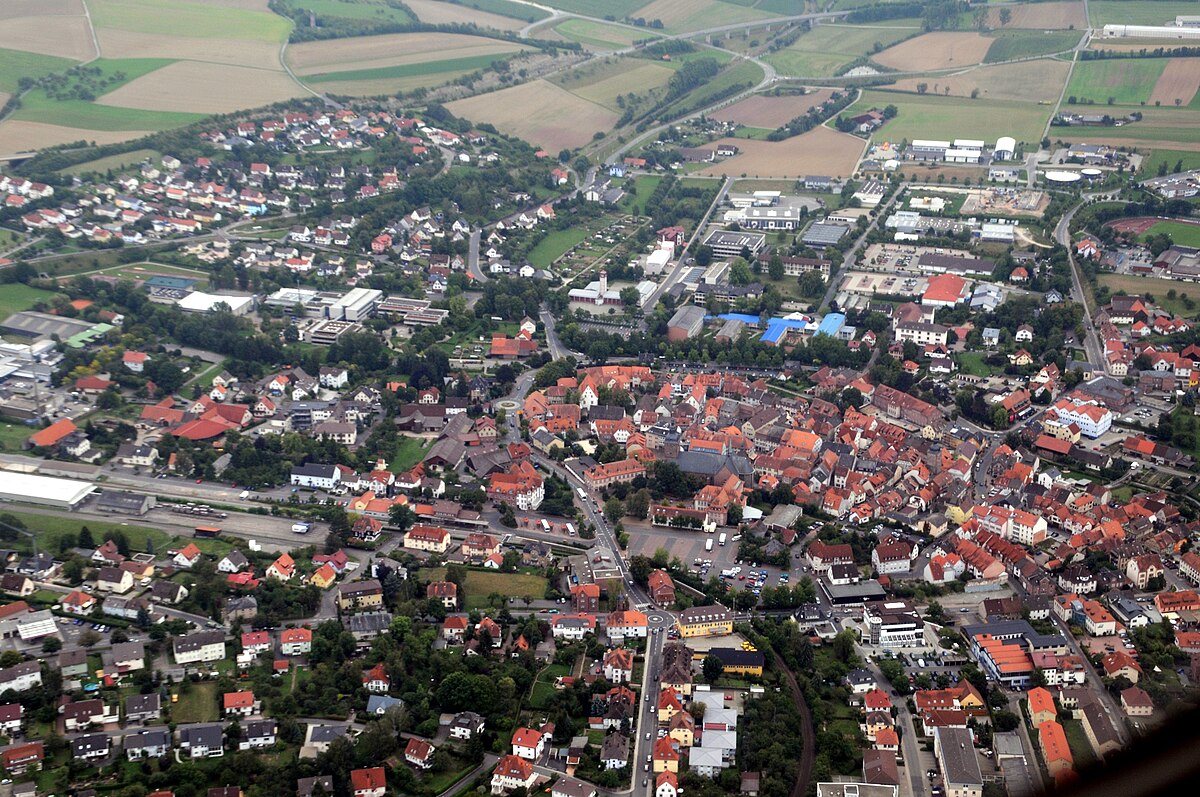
left=676, top=606, right=733, bottom=638
left=701, top=647, right=764, bottom=678
left=404, top=524, right=451, bottom=553
left=309, top=564, right=337, bottom=590
left=337, top=579, right=384, bottom=612
left=667, top=711, right=695, bottom=748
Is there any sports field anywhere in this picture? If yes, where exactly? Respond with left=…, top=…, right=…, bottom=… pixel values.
left=695, top=125, right=864, bottom=179
left=1145, top=220, right=1200, bottom=248
left=983, top=30, right=1081, bottom=62
left=763, top=22, right=919, bottom=77
left=1066, top=58, right=1169, bottom=106
left=407, top=0, right=527, bottom=29
left=848, top=89, right=1052, bottom=144
left=890, top=58, right=1071, bottom=104
left=874, top=32, right=992, bottom=71
left=448, top=79, right=618, bottom=150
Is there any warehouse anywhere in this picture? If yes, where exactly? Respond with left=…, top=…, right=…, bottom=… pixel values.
left=667, top=305, right=707, bottom=342
left=0, top=471, right=95, bottom=509
left=176, top=292, right=255, bottom=316
left=94, top=490, right=156, bottom=516
left=802, top=222, right=849, bottom=248
left=0, top=312, right=98, bottom=341
left=327, top=287, right=383, bottom=322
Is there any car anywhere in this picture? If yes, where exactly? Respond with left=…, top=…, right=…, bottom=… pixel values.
left=196, top=478, right=203, bottom=483
left=959, top=607, right=970, bottom=613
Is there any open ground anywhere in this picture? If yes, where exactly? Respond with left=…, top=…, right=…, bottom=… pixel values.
left=695, top=125, right=865, bottom=179
left=763, top=22, right=919, bottom=77
left=850, top=88, right=1051, bottom=144
left=890, top=58, right=1071, bottom=104
left=987, top=1, right=1087, bottom=29
left=448, top=80, right=618, bottom=150
left=97, top=62, right=304, bottom=114
left=1149, top=59, right=1200, bottom=108
left=873, top=32, right=992, bottom=71
left=710, top=90, right=835, bottom=128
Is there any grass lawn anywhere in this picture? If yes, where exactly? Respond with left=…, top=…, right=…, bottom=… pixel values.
left=462, top=571, right=548, bottom=609
left=392, top=436, right=432, bottom=471
left=1145, top=220, right=1200, bottom=248
left=618, top=175, right=664, bottom=213
left=764, top=22, right=919, bottom=77
left=0, top=509, right=172, bottom=556
left=529, top=227, right=596, bottom=268
left=306, top=51, right=521, bottom=84
left=0, top=283, right=57, bottom=315
left=60, top=148, right=161, bottom=177
left=187, top=359, right=228, bottom=389
left=1142, top=149, right=1200, bottom=176
left=421, top=757, right=477, bottom=793
left=0, top=420, right=36, bottom=455
left=1062, top=717, right=1098, bottom=769
left=958, top=351, right=1001, bottom=376
left=1065, top=58, right=1169, bottom=106
left=170, top=681, right=219, bottom=724
left=1099, top=273, right=1200, bottom=317
left=848, top=88, right=1051, bottom=145
left=984, top=30, right=1081, bottom=62
left=0, top=47, right=76, bottom=95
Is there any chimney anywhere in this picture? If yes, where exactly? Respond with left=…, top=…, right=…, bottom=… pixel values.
left=599, top=270, right=608, bottom=297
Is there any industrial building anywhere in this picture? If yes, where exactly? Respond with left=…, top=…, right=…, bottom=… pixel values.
left=702, top=230, right=766, bottom=259
left=176, top=292, right=255, bottom=316
left=327, top=287, right=383, bottom=322
left=802, top=222, right=850, bottom=248
left=0, top=471, right=96, bottom=509
left=666, top=305, right=706, bottom=341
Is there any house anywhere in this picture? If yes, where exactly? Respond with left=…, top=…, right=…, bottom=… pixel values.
left=350, top=767, right=387, bottom=797
left=218, top=551, right=249, bottom=573
left=656, top=772, right=679, bottom=797
left=223, top=691, right=256, bottom=717
left=491, top=754, right=535, bottom=795
left=676, top=605, right=734, bottom=638
left=553, top=777, right=597, bottom=797
left=60, top=589, right=97, bottom=615
left=0, top=573, right=33, bottom=598
left=366, top=695, right=404, bottom=716
left=72, top=733, right=111, bottom=762
left=363, top=662, right=390, bottom=693
left=111, top=640, right=146, bottom=672
left=1028, top=687, right=1057, bottom=726
left=511, top=726, right=546, bottom=760
left=603, top=647, right=634, bottom=683
left=427, top=581, right=458, bottom=609
left=602, top=732, right=630, bottom=769
left=266, top=553, right=296, bottom=581
left=1121, top=686, right=1154, bottom=717
left=648, top=569, right=676, bottom=606
left=0, top=703, right=21, bottom=735
left=174, top=543, right=204, bottom=569
left=338, top=579, right=384, bottom=611
left=281, top=627, right=313, bottom=656
left=173, top=631, right=226, bottom=664
left=241, top=719, right=277, bottom=750
left=449, top=711, right=485, bottom=740
left=404, top=525, right=451, bottom=553
left=125, top=693, right=161, bottom=724
left=652, top=736, right=679, bottom=773
left=404, top=737, right=435, bottom=770
left=298, top=777, right=335, bottom=797
left=1, top=742, right=43, bottom=774
left=97, top=566, right=134, bottom=593
left=126, top=728, right=171, bottom=760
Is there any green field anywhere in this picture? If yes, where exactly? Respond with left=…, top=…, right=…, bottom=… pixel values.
left=298, top=0, right=415, bottom=23
left=958, top=351, right=1002, bottom=376
left=1098, top=273, right=1199, bottom=317
left=15, top=58, right=205, bottom=131
left=0, top=283, right=57, bottom=316
left=1143, top=149, right=1200, bottom=175
left=0, top=420, right=35, bottom=455
left=392, top=436, right=432, bottom=471
left=0, top=48, right=77, bottom=95
left=984, top=30, right=1081, bottom=63
left=1089, top=1, right=1200, bottom=26
left=555, top=18, right=655, bottom=49
left=849, top=88, right=1051, bottom=144
left=171, top=681, right=219, bottom=723
left=541, top=0, right=647, bottom=16
left=529, top=227, right=596, bottom=268
left=455, top=0, right=550, bottom=22
left=61, top=148, right=162, bottom=176
left=306, top=51, right=521, bottom=84
left=1146, top=220, right=1200, bottom=247
left=0, top=510, right=173, bottom=556
left=666, top=58, right=764, bottom=114
left=1065, top=58, right=1169, bottom=106
left=90, top=0, right=291, bottom=41
left=764, top=22, right=919, bottom=76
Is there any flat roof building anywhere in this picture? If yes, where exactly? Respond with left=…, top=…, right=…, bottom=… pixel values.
left=0, top=471, right=95, bottom=509
left=702, top=230, right=766, bottom=259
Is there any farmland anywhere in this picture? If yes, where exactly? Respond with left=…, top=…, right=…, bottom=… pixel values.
left=890, top=58, right=1071, bottom=104
left=633, top=0, right=776, bottom=33
left=695, top=125, right=865, bottom=179
left=553, top=18, right=654, bottom=50
left=1089, top=1, right=1200, bottom=26
left=0, top=0, right=96, bottom=61
left=447, top=80, right=618, bottom=150
left=541, top=0, right=646, bottom=16
left=710, top=90, right=836, bottom=128
left=1149, top=59, right=1200, bottom=108
left=0, top=121, right=154, bottom=155
left=873, top=32, right=992, bottom=71
left=288, top=32, right=519, bottom=73
left=1066, top=58, right=1169, bottom=106
left=848, top=89, right=1051, bottom=144
left=292, top=0, right=414, bottom=24
left=90, top=0, right=290, bottom=40
left=406, top=0, right=526, bottom=29
left=553, top=59, right=676, bottom=111
left=983, top=30, right=1081, bottom=62
left=986, top=1, right=1087, bottom=29
left=763, top=22, right=919, bottom=77
left=98, top=62, right=303, bottom=114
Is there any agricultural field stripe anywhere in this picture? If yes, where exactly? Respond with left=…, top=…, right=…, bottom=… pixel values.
left=304, top=51, right=519, bottom=84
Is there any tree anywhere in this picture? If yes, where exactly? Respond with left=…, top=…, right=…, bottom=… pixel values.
left=999, top=7, right=1011, bottom=25
left=619, top=286, right=641, bottom=308
left=917, top=82, right=929, bottom=95
left=768, top=254, right=784, bottom=281
left=625, top=488, right=650, bottom=519
left=694, top=245, right=713, bottom=267
left=42, top=636, right=62, bottom=653
left=702, top=654, right=723, bottom=683
left=603, top=496, right=624, bottom=523
left=994, top=710, right=1020, bottom=731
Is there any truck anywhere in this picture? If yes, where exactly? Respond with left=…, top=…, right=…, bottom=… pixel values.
left=292, top=522, right=311, bottom=534
left=705, top=538, right=714, bottom=553
left=720, top=568, right=736, bottom=578
left=718, top=532, right=727, bottom=546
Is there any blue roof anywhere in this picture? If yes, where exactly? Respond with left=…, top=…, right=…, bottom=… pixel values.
left=713, top=313, right=761, bottom=325
left=144, top=276, right=197, bottom=289
left=814, top=313, right=846, bottom=338
left=761, top=317, right=808, bottom=344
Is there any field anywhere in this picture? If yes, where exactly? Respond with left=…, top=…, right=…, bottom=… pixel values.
left=0, top=0, right=95, bottom=61
left=422, top=567, right=549, bottom=610
left=0, top=48, right=77, bottom=94
left=97, top=62, right=303, bottom=114
left=0, top=509, right=172, bottom=556
left=392, top=436, right=432, bottom=471
left=448, top=80, right=618, bottom=150
left=552, top=58, right=675, bottom=111
left=1145, top=220, right=1200, bottom=248
left=666, top=59, right=764, bottom=115
left=890, top=58, right=1071, bottom=104
left=1098, top=273, right=1200, bottom=318
left=0, top=420, right=35, bottom=455
left=407, top=0, right=527, bottom=29
left=983, top=30, right=1081, bottom=62
left=60, top=147, right=161, bottom=176
left=288, top=32, right=518, bottom=73
left=849, top=88, right=1051, bottom=144
left=1089, top=1, right=1200, bottom=26
left=0, top=121, right=153, bottom=155
left=633, top=0, right=776, bottom=33
left=171, top=681, right=219, bottom=723
left=0, top=283, right=57, bottom=316
left=873, top=32, right=992, bottom=71
left=540, top=0, right=646, bottom=16
left=710, top=90, right=835, bottom=128
left=696, top=125, right=865, bottom=179
left=1142, top=149, right=1200, bottom=175
left=529, top=227, right=598, bottom=269
left=763, top=22, right=919, bottom=77
left=297, top=0, right=414, bottom=23
left=1149, top=58, right=1200, bottom=107
left=987, top=1, right=1087, bottom=29
left=554, top=18, right=653, bottom=50
left=89, top=0, right=290, bottom=40
left=1066, top=58, right=1169, bottom=105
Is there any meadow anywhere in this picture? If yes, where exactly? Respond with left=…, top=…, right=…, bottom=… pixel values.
left=1089, top=1, right=1200, bottom=26
left=1066, top=58, right=1169, bottom=106
left=1142, top=149, right=1200, bottom=175
left=0, top=283, right=57, bottom=316
left=848, top=89, right=1051, bottom=144
left=0, top=47, right=76, bottom=94
left=1098, top=273, right=1200, bottom=318
left=763, top=22, right=918, bottom=77
left=983, top=30, right=1081, bottom=62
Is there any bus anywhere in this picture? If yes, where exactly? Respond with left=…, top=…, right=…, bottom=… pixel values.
left=718, top=533, right=727, bottom=546
left=705, top=538, right=714, bottom=552
left=566, top=523, right=576, bottom=537
left=541, top=519, right=551, bottom=533
left=194, top=526, right=221, bottom=538
left=577, top=487, right=588, bottom=501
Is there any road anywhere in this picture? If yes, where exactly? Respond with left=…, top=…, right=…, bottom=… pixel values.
left=539, top=309, right=573, bottom=361
left=640, top=177, right=731, bottom=313
left=820, top=188, right=902, bottom=311
left=468, top=228, right=486, bottom=284
left=1054, top=196, right=1105, bottom=368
